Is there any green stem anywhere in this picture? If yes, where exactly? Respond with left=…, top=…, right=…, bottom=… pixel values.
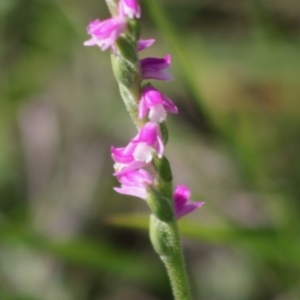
left=150, top=215, right=192, bottom=300
left=105, top=0, right=119, bottom=16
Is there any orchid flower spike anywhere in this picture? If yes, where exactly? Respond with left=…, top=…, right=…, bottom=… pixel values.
left=139, top=84, right=178, bottom=122
left=173, top=185, right=205, bottom=219
left=119, top=0, right=141, bottom=19
left=114, top=169, right=153, bottom=199
left=140, top=55, right=173, bottom=81
left=84, top=17, right=126, bottom=51
left=111, top=122, right=164, bottom=174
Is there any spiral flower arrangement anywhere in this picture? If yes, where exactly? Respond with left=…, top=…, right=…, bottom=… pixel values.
left=84, top=1, right=204, bottom=298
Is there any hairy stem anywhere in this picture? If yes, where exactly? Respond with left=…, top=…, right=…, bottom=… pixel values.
left=150, top=215, right=192, bottom=300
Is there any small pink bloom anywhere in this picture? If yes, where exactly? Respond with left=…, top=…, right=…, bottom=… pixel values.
left=140, top=55, right=173, bottom=81
left=137, top=39, right=155, bottom=51
left=114, top=169, right=153, bottom=199
left=139, top=84, right=178, bottom=122
left=173, top=185, right=204, bottom=219
left=111, top=122, right=164, bottom=174
left=130, top=122, right=164, bottom=160
left=111, top=146, right=148, bottom=175
left=84, top=17, right=126, bottom=51
left=119, top=0, right=141, bottom=19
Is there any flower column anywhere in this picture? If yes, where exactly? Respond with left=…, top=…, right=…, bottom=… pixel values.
left=84, top=1, right=204, bottom=299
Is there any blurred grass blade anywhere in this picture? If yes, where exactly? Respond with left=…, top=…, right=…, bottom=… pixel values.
left=108, top=213, right=277, bottom=244
left=108, top=213, right=300, bottom=267
left=0, top=221, right=164, bottom=285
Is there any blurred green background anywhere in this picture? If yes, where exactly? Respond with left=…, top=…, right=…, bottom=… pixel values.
left=1, top=0, right=300, bottom=299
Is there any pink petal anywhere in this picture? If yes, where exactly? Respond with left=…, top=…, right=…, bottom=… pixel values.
left=114, top=186, right=147, bottom=199
left=174, top=185, right=191, bottom=203
left=119, top=0, right=141, bottom=19
left=113, top=160, right=148, bottom=176
left=173, top=185, right=204, bottom=219
left=162, top=96, right=178, bottom=114
left=116, top=169, right=153, bottom=186
left=175, top=201, right=205, bottom=219
left=84, top=17, right=126, bottom=51
left=132, top=122, right=160, bottom=145
left=137, top=39, right=155, bottom=51
left=156, top=132, right=164, bottom=158
left=138, top=96, right=148, bottom=119
left=83, top=38, right=97, bottom=46
left=140, top=85, right=178, bottom=122
left=148, top=104, right=167, bottom=123
left=111, top=146, right=134, bottom=164
left=140, top=55, right=173, bottom=81
left=114, top=169, right=153, bottom=199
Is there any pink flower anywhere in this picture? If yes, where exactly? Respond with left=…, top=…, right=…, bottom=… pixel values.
left=111, top=122, right=164, bottom=174
left=173, top=185, right=204, bottom=219
left=84, top=18, right=126, bottom=51
left=139, top=84, right=178, bottom=122
left=114, top=169, right=153, bottom=199
left=111, top=146, right=148, bottom=175
left=114, top=176, right=204, bottom=220
left=137, top=39, right=155, bottom=51
left=119, top=0, right=141, bottom=19
left=140, top=55, right=173, bottom=81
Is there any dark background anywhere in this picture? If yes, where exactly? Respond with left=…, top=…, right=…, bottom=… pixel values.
left=1, top=0, right=300, bottom=299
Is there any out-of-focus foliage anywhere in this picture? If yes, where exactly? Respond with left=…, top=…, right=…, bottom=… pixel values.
left=1, top=0, right=300, bottom=299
